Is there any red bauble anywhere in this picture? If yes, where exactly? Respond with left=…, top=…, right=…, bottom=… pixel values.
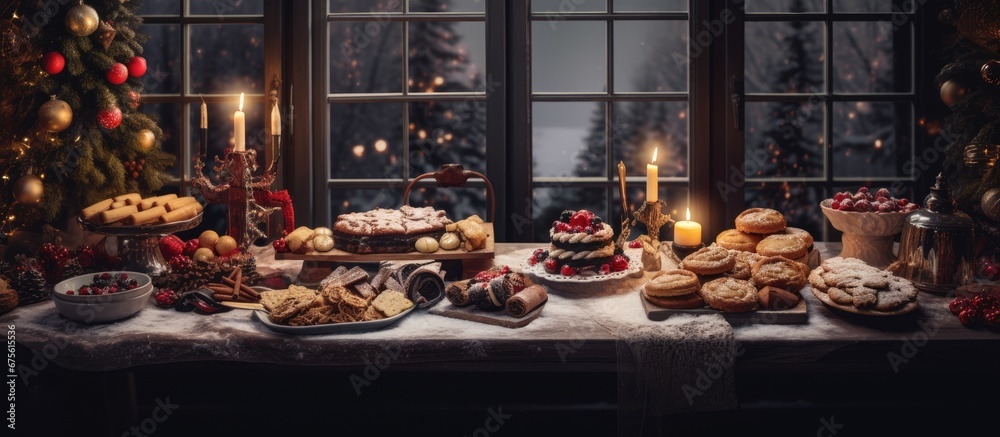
left=126, top=56, right=146, bottom=77
left=128, top=90, right=141, bottom=109
left=42, top=52, right=65, bottom=75
left=106, top=63, right=128, bottom=85
left=97, top=107, right=123, bottom=129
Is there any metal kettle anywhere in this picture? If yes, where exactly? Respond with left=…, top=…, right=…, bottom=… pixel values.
left=893, top=174, right=975, bottom=293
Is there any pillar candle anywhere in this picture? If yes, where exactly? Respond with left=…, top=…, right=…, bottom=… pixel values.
left=234, top=92, right=245, bottom=152
left=646, top=147, right=658, bottom=203
left=674, top=208, right=702, bottom=246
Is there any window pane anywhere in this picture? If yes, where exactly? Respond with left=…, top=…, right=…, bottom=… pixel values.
left=834, top=0, right=905, bottom=13
left=613, top=101, right=689, bottom=178
left=190, top=101, right=267, bottom=180
left=139, top=24, right=181, bottom=94
left=329, top=21, right=402, bottom=93
left=140, top=104, right=181, bottom=179
left=331, top=189, right=403, bottom=217
left=330, top=103, right=403, bottom=179
left=329, top=0, right=403, bottom=13
left=746, top=0, right=824, bottom=13
left=532, top=21, right=606, bottom=93
left=408, top=187, right=489, bottom=222
left=745, top=101, right=825, bottom=178
left=833, top=22, right=906, bottom=93
left=532, top=0, right=606, bottom=13
left=140, top=0, right=179, bottom=15
left=616, top=186, right=688, bottom=238
left=188, top=0, right=263, bottom=15
left=408, top=21, right=485, bottom=93
left=746, top=21, right=825, bottom=93
left=409, top=101, right=487, bottom=175
left=189, top=24, right=265, bottom=94
left=614, top=20, right=688, bottom=93
left=410, top=0, right=485, bottom=13
left=532, top=102, right=605, bottom=178
left=614, top=0, right=688, bottom=12
left=832, top=102, right=912, bottom=179
left=746, top=183, right=825, bottom=240
left=532, top=187, right=608, bottom=242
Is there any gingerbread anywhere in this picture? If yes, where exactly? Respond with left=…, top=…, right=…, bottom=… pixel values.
left=735, top=208, right=787, bottom=234
left=751, top=256, right=809, bottom=291
left=699, top=277, right=758, bottom=313
left=756, top=234, right=809, bottom=259
left=644, top=269, right=701, bottom=297
left=715, top=229, right=762, bottom=252
left=680, top=244, right=736, bottom=275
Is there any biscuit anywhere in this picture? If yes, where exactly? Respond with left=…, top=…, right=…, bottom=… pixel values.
left=642, top=290, right=705, bottom=309
left=756, top=234, right=809, bottom=259
left=735, top=208, right=787, bottom=234
left=715, top=229, right=762, bottom=252
left=779, top=227, right=814, bottom=247
left=808, top=257, right=918, bottom=312
left=270, top=290, right=319, bottom=324
left=757, top=286, right=800, bottom=310
left=644, top=269, right=701, bottom=297
left=751, top=256, right=809, bottom=291
left=699, top=277, right=758, bottom=313
left=724, top=250, right=762, bottom=280
left=372, top=290, right=414, bottom=317
left=680, top=245, right=736, bottom=275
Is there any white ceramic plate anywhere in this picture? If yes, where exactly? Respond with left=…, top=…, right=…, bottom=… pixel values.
left=252, top=305, right=415, bottom=335
left=519, top=248, right=642, bottom=284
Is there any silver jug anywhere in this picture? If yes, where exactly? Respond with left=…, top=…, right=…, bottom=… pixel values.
left=893, top=174, right=975, bottom=293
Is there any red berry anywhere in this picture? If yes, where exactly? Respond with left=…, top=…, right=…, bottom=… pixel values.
left=854, top=199, right=871, bottom=212
left=984, top=310, right=1000, bottom=326
left=572, top=226, right=584, bottom=233
left=628, top=240, right=642, bottom=249
left=875, top=188, right=891, bottom=199
left=528, top=256, right=538, bottom=266
left=833, top=192, right=846, bottom=202
left=183, top=239, right=200, bottom=256
left=272, top=238, right=289, bottom=253
left=556, top=223, right=573, bottom=233
left=831, top=200, right=841, bottom=210
left=159, top=235, right=185, bottom=259
left=169, top=254, right=191, bottom=271
left=600, top=264, right=611, bottom=275
left=950, top=297, right=972, bottom=315
left=857, top=187, right=869, bottom=194
left=959, top=306, right=981, bottom=327
left=898, top=198, right=909, bottom=206
left=612, top=255, right=629, bottom=272
left=840, top=199, right=855, bottom=211
left=878, top=202, right=896, bottom=213
left=560, top=265, right=577, bottom=276
left=543, top=258, right=558, bottom=273
left=66, top=290, right=74, bottom=295
left=569, top=210, right=596, bottom=228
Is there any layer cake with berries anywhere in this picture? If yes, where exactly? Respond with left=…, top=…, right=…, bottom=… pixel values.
left=545, top=210, right=616, bottom=268
left=332, top=205, right=452, bottom=254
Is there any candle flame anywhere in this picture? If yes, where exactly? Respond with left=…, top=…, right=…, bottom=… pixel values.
left=686, top=208, right=691, bottom=221
left=238, top=92, right=245, bottom=111
left=651, top=147, right=658, bottom=163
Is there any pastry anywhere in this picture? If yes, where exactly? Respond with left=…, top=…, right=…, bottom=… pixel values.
left=779, top=227, right=814, bottom=248
left=715, top=229, right=762, bottom=252
left=332, top=206, right=452, bottom=254
left=680, top=244, right=735, bottom=275
left=439, top=232, right=461, bottom=250
left=735, top=208, right=787, bottom=234
left=724, top=250, right=762, bottom=280
left=757, top=286, right=800, bottom=310
left=158, top=202, right=202, bottom=223
left=642, top=290, right=706, bottom=309
left=164, top=196, right=198, bottom=212
left=506, top=284, right=548, bottom=317
left=81, top=198, right=114, bottom=221
left=809, top=257, right=918, bottom=311
left=756, top=234, right=809, bottom=259
left=0, top=278, right=18, bottom=315
left=98, top=204, right=138, bottom=224
left=699, top=277, right=758, bottom=313
left=751, top=256, right=809, bottom=291
left=455, top=215, right=489, bottom=251
left=643, top=269, right=700, bottom=297
left=128, top=205, right=166, bottom=225
left=545, top=210, right=616, bottom=269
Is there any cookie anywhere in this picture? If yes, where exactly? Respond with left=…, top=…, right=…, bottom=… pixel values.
left=642, top=290, right=705, bottom=309
left=680, top=245, right=736, bottom=275
left=751, top=256, right=809, bottom=291
left=757, top=286, right=800, bottom=310
left=644, top=269, right=701, bottom=297
left=779, top=227, right=814, bottom=247
left=715, top=229, right=762, bottom=252
left=735, top=208, right=787, bottom=234
left=756, top=234, right=809, bottom=259
left=699, top=277, right=758, bottom=313
left=270, top=289, right=319, bottom=324
left=372, top=290, right=414, bottom=317
left=724, top=250, right=762, bottom=280
left=808, top=257, right=918, bottom=312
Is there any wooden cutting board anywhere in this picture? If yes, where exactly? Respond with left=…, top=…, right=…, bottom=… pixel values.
left=275, top=223, right=495, bottom=262
left=428, top=300, right=545, bottom=329
left=641, top=294, right=808, bottom=324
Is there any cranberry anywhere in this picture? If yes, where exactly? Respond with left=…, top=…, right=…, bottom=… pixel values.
left=543, top=258, right=558, bottom=273
left=854, top=199, right=871, bottom=212
left=984, top=310, right=1000, bottom=327
left=560, top=265, right=577, bottom=276
left=628, top=240, right=642, bottom=249
left=100, top=273, right=111, bottom=281
left=66, top=290, right=75, bottom=295
left=959, top=306, right=981, bottom=327
left=951, top=297, right=972, bottom=315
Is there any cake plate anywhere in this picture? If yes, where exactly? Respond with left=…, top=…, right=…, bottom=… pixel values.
left=77, top=213, right=203, bottom=277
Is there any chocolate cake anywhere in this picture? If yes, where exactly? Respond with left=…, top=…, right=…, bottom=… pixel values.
left=332, top=206, right=452, bottom=254
left=546, top=210, right=615, bottom=268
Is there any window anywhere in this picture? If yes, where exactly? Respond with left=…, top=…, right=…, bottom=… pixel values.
left=318, top=0, right=489, bottom=226
left=741, top=0, right=917, bottom=240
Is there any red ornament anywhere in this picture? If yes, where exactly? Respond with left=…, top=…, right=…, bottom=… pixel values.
left=126, top=56, right=146, bottom=77
left=42, top=52, right=65, bottom=75
left=75, top=245, right=95, bottom=269
left=106, top=62, right=128, bottom=85
left=97, top=106, right=122, bottom=129
left=128, top=90, right=141, bottom=109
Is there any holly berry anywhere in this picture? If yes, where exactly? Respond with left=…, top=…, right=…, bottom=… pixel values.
left=154, top=288, right=179, bottom=307
left=611, top=254, right=629, bottom=272
left=126, top=56, right=146, bottom=77
left=628, top=240, right=642, bottom=249
left=569, top=210, right=596, bottom=228
left=272, top=238, right=289, bottom=253
left=159, top=235, right=185, bottom=259
left=183, top=239, right=200, bottom=256
left=599, top=264, right=611, bottom=275
left=950, top=297, right=972, bottom=315
left=560, top=265, right=577, bottom=276
left=42, top=51, right=65, bottom=75
left=106, top=63, right=128, bottom=85
left=543, top=258, right=558, bottom=273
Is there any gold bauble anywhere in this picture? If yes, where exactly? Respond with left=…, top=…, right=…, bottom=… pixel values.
left=137, top=129, right=155, bottom=150
left=940, top=80, right=968, bottom=107
left=38, top=98, right=73, bottom=133
left=65, top=4, right=99, bottom=37
left=13, top=175, right=43, bottom=204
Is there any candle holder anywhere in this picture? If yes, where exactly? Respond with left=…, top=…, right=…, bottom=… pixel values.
left=670, top=242, right=705, bottom=261
left=632, top=200, right=675, bottom=245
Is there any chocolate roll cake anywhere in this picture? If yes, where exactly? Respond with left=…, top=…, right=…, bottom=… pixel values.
left=546, top=210, right=615, bottom=268
left=332, top=206, right=452, bottom=254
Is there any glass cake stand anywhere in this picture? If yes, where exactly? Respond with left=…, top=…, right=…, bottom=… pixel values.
left=77, top=213, right=203, bottom=277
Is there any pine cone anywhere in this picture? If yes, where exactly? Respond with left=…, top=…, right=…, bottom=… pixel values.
left=61, top=258, right=84, bottom=280
left=15, top=266, right=48, bottom=306
left=240, top=253, right=259, bottom=284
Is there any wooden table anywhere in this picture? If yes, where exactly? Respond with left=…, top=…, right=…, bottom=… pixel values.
left=4, top=243, right=999, bottom=436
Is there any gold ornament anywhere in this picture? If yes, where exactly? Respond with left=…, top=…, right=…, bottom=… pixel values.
left=65, top=4, right=100, bottom=37
left=940, top=80, right=968, bottom=107
left=137, top=129, right=155, bottom=150
left=38, top=96, right=73, bottom=133
left=983, top=188, right=1000, bottom=222
left=13, top=175, right=43, bottom=204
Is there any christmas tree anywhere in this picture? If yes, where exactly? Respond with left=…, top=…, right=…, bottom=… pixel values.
left=0, top=0, right=173, bottom=236
left=936, top=0, right=1000, bottom=255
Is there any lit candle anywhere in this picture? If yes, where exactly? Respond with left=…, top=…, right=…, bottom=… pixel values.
left=271, top=102, right=280, bottom=136
left=674, top=208, right=702, bottom=247
left=646, top=147, right=658, bottom=203
left=234, top=92, right=245, bottom=152
left=199, top=100, right=207, bottom=160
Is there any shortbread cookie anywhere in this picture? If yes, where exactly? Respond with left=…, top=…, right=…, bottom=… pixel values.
left=372, top=290, right=414, bottom=317
left=724, top=250, right=762, bottom=280
left=644, top=269, right=701, bottom=297
left=680, top=245, right=736, bottom=275
left=809, top=257, right=918, bottom=311
left=735, top=208, right=787, bottom=234
left=700, top=277, right=758, bottom=312
left=642, top=290, right=705, bottom=309
left=756, top=234, right=809, bottom=259
left=715, top=229, right=762, bottom=252
left=751, top=256, right=809, bottom=291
